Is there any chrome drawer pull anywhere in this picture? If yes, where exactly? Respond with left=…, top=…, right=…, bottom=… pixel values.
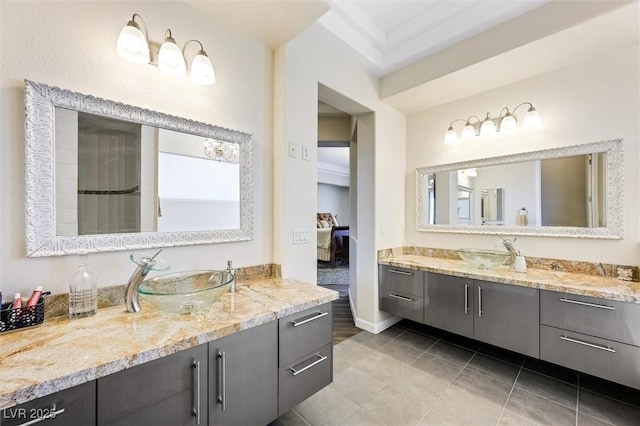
left=464, top=283, right=469, bottom=314
left=217, top=351, right=226, bottom=411
left=290, top=354, right=328, bottom=376
left=478, top=286, right=483, bottom=317
left=389, top=269, right=413, bottom=276
left=559, top=298, right=616, bottom=310
left=560, top=335, right=616, bottom=353
left=388, top=293, right=414, bottom=302
left=291, top=311, right=328, bottom=327
left=192, top=360, right=201, bottom=425
left=15, top=405, right=65, bottom=426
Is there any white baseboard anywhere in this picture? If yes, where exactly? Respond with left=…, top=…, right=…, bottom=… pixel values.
left=348, top=288, right=402, bottom=334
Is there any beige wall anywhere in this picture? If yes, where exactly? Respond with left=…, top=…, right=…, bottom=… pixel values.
left=0, top=1, right=273, bottom=295
left=405, top=41, right=639, bottom=265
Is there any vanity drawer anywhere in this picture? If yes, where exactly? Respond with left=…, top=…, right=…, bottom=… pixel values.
left=540, top=290, right=640, bottom=346
left=379, top=265, right=424, bottom=297
left=379, top=290, right=424, bottom=323
left=278, top=343, right=333, bottom=415
left=279, top=303, right=332, bottom=367
left=540, top=325, right=640, bottom=390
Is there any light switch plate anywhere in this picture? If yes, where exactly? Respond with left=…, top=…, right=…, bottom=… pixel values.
left=288, top=143, right=297, bottom=158
left=301, top=145, right=310, bottom=160
left=293, top=228, right=309, bottom=244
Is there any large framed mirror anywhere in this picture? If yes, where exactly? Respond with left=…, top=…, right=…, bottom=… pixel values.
left=416, top=139, right=623, bottom=239
left=25, top=80, right=253, bottom=257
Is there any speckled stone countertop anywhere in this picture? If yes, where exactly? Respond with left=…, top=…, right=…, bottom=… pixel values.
left=379, top=254, right=640, bottom=304
left=0, top=278, right=338, bottom=410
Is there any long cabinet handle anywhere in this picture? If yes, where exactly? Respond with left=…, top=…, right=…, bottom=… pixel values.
left=217, top=351, right=226, bottom=411
left=388, top=293, right=414, bottom=302
left=389, top=269, right=413, bottom=276
left=560, top=335, right=616, bottom=353
left=192, top=360, right=201, bottom=425
left=478, top=286, right=483, bottom=317
left=292, top=311, right=328, bottom=327
left=14, top=404, right=65, bottom=426
left=464, top=284, right=469, bottom=314
left=290, top=354, right=328, bottom=376
left=559, top=298, right=616, bottom=311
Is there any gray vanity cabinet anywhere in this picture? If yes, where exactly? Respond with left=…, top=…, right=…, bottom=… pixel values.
left=209, top=321, right=278, bottom=426
left=473, top=280, right=540, bottom=358
left=97, top=344, right=208, bottom=426
left=378, top=265, right=425, bottom=323
left=540, top=290, right=640, bottom=389
left=278, top=303, right=333, bottom=415
left=1, top=381, right=96, bottom=426
left=424, top=273, right=474, bottom=338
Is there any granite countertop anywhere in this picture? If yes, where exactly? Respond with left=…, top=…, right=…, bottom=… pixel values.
left=0, top=277, right=339, bottom=410
left=379, top=254, right=640, bottom=304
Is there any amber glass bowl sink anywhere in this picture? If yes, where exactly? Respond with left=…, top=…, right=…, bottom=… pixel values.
left=137, top=270, right=234, bottom=314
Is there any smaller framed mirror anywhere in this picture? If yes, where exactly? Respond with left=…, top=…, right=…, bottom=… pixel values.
left=416, top=139, right=623, bottom=239
left=25, top=80, right=254, bottom=257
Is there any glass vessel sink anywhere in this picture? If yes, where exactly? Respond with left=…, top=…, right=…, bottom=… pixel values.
left=137, top=270, right=234, bottom=314
left=457, top=249, right=510, bottom=270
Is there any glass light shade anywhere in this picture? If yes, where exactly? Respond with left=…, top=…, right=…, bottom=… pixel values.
left=116, top=24, right=149, bottom=64
left=522, top=109, right=541, bottom=129
left=465, top=168, right=477, bottom=177
left=158, top=40, right=186, bottom=76
left=461, top=124, right=476, bottom=140
left=480, top=118, right=496, bottom=135
left=444, top=128, right=458, bottom=145
left=500, top=114, right=517, bottom=132
left=190, top=53, right=216, bottom=85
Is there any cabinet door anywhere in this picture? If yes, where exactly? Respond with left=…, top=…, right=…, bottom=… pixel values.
left=424, top=273, right=473, bottom=338
left=1, top=381, right=95, bottom=426
left=209, top=321, right=278, bottom=426
left=98, top=345, right=208, bottom=426
left=474, top=280, right=540, bottom=358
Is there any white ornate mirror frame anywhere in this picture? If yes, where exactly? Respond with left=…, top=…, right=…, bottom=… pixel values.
left=24, top=80, right=254, bottom=257
left=416, top=139, right=624, bottom=239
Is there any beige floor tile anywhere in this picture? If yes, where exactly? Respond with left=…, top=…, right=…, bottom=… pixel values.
left=376, top=339, right=425, bottom=364
left=331, top=364, right=386, bottom=406
left=515, top=369, right=577, bottom=409
left=426, top=382, right=504, bottom=425
left=497, top=410, right=536, bottom=426
left=386, top=365, right=450, bottom=406
left=577, top=412, right=615, bottom=426
left=349, top=331, right=391, bottom=350
left=395, top=330, right=438, bottom=351
left=360, top=385, right=434, bottom=426
left=451, top=368, right=513, bottom=407
left=468, top=353, right=521, bottom=385
left=505, top=387, right=576, bottom=426
left=340, top=408, right=386, bottom=426
left=353, top=350, right=409, bottom=384
left=333, top=339, right=373, bottom=367
left=270, top=409, right=312, bottom=426
left=379, top=324, right=405, bottom=339
left=578, top=390, right=640, bottom=426
left=411, top=352, right=465, bottom=383
left=427, top=340, right=475, bottom=365
left=295, top=386, right=359, bottom=426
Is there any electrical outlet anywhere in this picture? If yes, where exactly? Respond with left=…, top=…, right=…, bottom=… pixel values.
left=288, top=143, right=297, bottom=158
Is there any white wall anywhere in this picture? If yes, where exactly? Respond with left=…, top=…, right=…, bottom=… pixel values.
left=0, top=1, right=273, bottom=295
left=317, top=183, right=350, bottom=225
left=274, top=24, right=406, bottom=329
left=405, top=40, right=639, bottom=265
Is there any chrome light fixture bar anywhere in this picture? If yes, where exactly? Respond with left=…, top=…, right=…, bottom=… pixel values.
left=116, top=13, right=216, bottom=86
left=444, top=102, right=541, bottom=144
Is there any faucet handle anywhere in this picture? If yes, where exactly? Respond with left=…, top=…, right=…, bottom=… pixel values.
left=129, top=253, right=170, bottom=271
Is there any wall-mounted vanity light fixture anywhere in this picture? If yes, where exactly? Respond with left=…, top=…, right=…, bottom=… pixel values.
left=204, top=139, right=240, bottom=163
left=444, top=102, right=541, bottom=144
left=116, top=14, right=216, bottom=85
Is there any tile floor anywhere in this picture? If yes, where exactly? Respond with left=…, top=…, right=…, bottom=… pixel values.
left=273, top=320, right=640, bottom=426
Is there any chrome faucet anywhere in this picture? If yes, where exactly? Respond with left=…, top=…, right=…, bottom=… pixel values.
left=499, top=236, right=519, bottom=267
left=125, top=250, right=163, bottom=313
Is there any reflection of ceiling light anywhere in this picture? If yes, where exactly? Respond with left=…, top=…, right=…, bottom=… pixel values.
left=116, top=13, right=215, bottom=85
left=459, top=168, right=477, bottom=177
left=444, top=102, right=541, bottom=144
left=203, top=139, right=239, bottom=163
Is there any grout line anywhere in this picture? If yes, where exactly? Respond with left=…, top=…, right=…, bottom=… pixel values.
left=575, top=374, right=580, bottom=426
left=497, top=360, right=524, bottom=425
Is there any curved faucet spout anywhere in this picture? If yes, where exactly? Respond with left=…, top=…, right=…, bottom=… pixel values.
left=125, top=250, right=163, bottom=313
